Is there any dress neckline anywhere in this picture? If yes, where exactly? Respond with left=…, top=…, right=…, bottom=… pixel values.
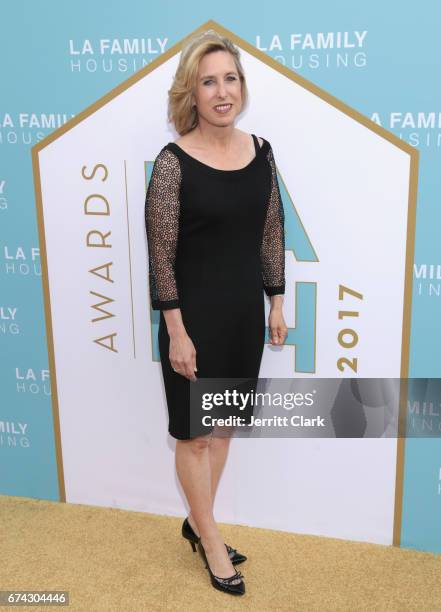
left=166, top=134, right=268, bottom=176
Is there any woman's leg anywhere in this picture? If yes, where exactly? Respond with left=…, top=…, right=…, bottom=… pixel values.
left=175, top=432, right=237, bottom=578
left=187, top=431, right=232, bottom=535
left=208, top=433, right=232, bottom=504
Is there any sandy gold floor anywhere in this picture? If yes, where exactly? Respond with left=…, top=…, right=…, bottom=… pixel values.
left=1, top=495, right=440, bottom=611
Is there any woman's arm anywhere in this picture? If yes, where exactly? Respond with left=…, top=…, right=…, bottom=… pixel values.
left=145, top=148, right=197, bottom=380
left=261, top=144, right=288, bottom=345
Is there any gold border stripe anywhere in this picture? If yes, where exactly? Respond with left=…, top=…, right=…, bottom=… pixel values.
left=31, top=146, right=67, bottom=502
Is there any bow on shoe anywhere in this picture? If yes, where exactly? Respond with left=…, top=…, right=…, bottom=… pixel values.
left=214, top=570, right=244, bottom=585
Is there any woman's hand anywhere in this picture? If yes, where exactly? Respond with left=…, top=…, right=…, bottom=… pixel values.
left=268, top=301, right=288, bottom=346
left=162, top=308, right=198, bottom=381
left=168, top=330, right=198, bottom=381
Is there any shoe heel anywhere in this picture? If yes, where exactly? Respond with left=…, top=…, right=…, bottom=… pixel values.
left=182, top=517, right=200, bottom=553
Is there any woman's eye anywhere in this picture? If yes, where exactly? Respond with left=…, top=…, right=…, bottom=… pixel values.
left=203, top=76, right=237, bottom=85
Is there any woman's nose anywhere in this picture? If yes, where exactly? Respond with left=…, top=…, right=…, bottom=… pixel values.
left=216, top=83, right=227, bottom=98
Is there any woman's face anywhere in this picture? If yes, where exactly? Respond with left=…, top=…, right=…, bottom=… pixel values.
left=193, top=50, right=243, bottom=128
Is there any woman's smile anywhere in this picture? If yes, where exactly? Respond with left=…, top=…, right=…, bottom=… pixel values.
left=213, top=103, right=232, bottom=114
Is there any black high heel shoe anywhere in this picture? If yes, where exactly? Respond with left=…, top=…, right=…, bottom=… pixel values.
left=182, top=517, right=247, bottom=565
left=197, top=540, right=245, bottom=596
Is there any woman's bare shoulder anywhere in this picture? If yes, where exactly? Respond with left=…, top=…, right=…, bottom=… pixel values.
left=173, top=132, right=199, bottom=155
left=174, top=134, right=190, bottom=146
left=234, top=128, right=262, bottom=149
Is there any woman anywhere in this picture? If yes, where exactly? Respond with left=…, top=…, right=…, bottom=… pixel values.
left=145, top=29, right=288, bottom=596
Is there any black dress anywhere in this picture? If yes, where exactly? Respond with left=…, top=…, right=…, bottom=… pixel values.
left=145, top=134, right=285, bottom=439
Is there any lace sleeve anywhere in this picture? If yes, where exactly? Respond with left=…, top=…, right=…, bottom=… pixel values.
left=145, top=147, right=181, bottom=310
left=260, top=144, right=286, bottom=296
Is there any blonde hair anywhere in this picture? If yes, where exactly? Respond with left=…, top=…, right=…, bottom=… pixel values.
left=167, top=29, right=249, bottom=135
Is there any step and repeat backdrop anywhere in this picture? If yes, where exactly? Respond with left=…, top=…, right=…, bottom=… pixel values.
left=1, top=1, right=440, bottom=554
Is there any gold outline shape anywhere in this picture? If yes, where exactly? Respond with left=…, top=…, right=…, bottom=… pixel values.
left=32, top=20, right=418, bottom=547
